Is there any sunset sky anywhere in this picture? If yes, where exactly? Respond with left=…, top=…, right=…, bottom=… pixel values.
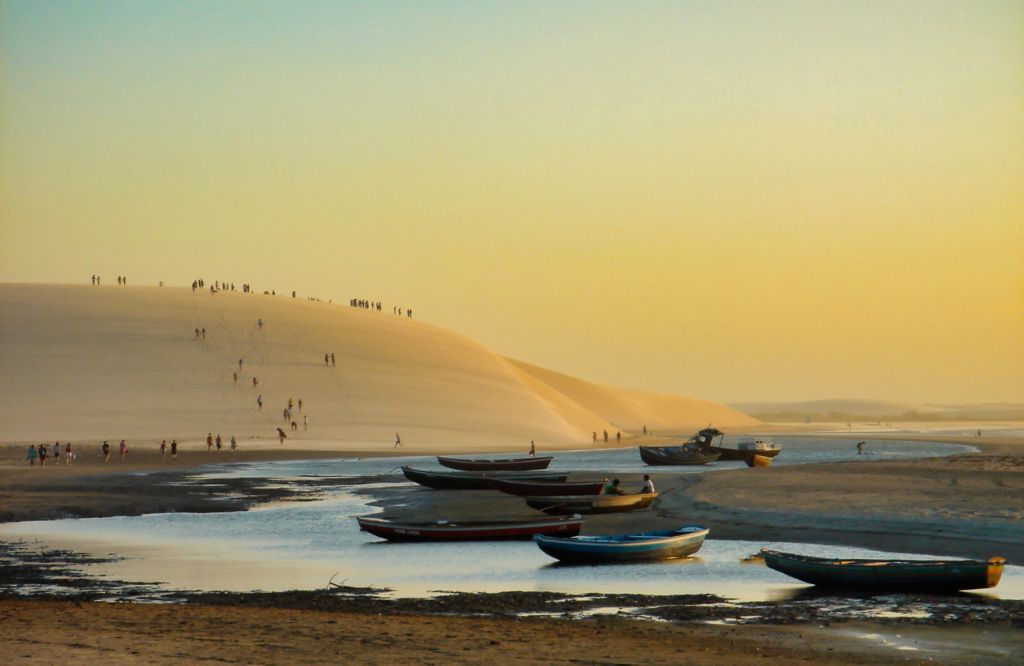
left=2, top=1, right=1022, bottom=404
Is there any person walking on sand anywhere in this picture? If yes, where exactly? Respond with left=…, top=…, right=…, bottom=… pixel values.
left=277, top=427, right=287, bottom=445
left=297, top=398, right=303, bottom=413
left=160, top=440, right=167, bottom=461
left=290, top=420, right=297, bottom=431
left=119, top=439, right=128, bottom=463
left=641, top=474, right=655, bottom=494
left=195, top=327, right=200, bottom=340
left=201, top=327, right=206, bottom=340
left=233, top=371, right=238, bottom=384
left=257, top=394, right=263, bottom=410
left=303, top=414, right=308, bottom=431
left=171, top=439, right=178, bottom=460
left=65, top=442, right=73, bottom=465
left=252, top=376, right=258, bottom=389
left=592, top=431, right=597, bottom=445
left=215, top=434, right=222, bottom=452
left=643, top=425, right=647, bottom=436
left=206, top=433, right=213, bottom=453
left=52, top=442, right=60, bottom=465
left=257, top=318, right=263, bottom=330
left=616, top=431, right=621, bottom=444
left=27, top=445, right=37, bottom=466
left=331, top=353, right=336, bottom=367
left=324, top=353, right=329, bottom=367
left=39, top=444, right=48, bottom=466
left=528, top=441, right=536, bottom=457
left=230, top=436, right=237, bottom=455
left=102, top=441, right=110, bottom=463
left=394, top=433, right=401, bottom=448
left=238, top=358, right=244, bottom=370
left=603, top=430, right=608, bottom=443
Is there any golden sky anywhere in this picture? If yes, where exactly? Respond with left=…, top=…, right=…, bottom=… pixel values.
left=2, top=1, right=1022, bottom=403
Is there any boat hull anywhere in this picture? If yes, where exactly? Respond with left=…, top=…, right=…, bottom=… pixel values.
left=525, top=493, right=657, bottom=514
left=357, top=515, right=584, bottom=541
left=710, top=446, right=782, bottom=462
left=745, top=454, right=773, bottom=467
left=638, top=446, right=721, bottom=466
left=762, top=549, right=1007, bottom=592
left=437, top=455, right=553, bottom=471
left=535, top=527, right=709, bottom=563
left=488, top=478, right=606, bottom=496
left=401, top=466, right=569, bottom=490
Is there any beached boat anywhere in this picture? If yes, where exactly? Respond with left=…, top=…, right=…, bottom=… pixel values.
left=638, top=446, right=721, bottom=466
left=711, top=439, right=782, bottom=463
left=761, top=549, right=1007, bottom=592
left=437, top=455, right=554, bottom=471
left=401, top=466, right=569, bottom=490
left=525, top=492, right=658, bottom=514
left=488, top=478, right=606, bottom=497
left=357, top=514, right=584, bottom=541
left=745, top=454, right=773, bottom=467
left=535, top=526, right=709, bottom=563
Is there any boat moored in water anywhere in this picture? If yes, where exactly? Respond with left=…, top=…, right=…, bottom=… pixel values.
left=535, top=526, right=709, bottom=563
left=437, top=455, right=553, bottom=471
left=761, top=549, right=1007, bottom=592
left=525, top=492, right=658, bottom=514
left=638, top=427, right=725, bottom=466
left=401, top=466, right=569, bottom=490
left=711, top=439, right=782, bottom=463
left=357, top=514, right=584, bottom=541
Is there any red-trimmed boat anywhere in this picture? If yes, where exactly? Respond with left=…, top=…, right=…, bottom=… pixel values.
left=488, top=478, right=606, bottom=497
left=356, top=514, right=584, bottom=541
left=437, top=455, right=554, bottom=471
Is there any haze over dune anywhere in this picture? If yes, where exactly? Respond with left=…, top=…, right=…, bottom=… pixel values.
left=0, top=285, right=758, bottom=451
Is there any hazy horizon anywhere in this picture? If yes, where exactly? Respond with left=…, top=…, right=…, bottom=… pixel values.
left=2, top=1, right=1022, bottom=405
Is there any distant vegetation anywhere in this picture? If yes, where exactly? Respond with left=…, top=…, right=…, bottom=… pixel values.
left=732, top=400, right=1024, bottom=423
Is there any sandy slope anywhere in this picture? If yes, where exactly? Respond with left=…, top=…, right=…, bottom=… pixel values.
left=0, top=284, right=757, bottom=452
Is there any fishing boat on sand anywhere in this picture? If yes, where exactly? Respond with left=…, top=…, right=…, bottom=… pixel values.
left=638, top=427, right=724, bottom=466
left=401, top=466, right=568, bottom=490
left=745, top=454, right=773, bottom=467
left=761, top=549, right=1007, bottom=592
left=535, top=526, right=709, bottom=563
left=357, top=514, right=584, bottom=541
left=437, top=455, right=553, bottom=471
left=525, top=492, right=658, bottom=515
left=488, top=478, right=606, bottom=497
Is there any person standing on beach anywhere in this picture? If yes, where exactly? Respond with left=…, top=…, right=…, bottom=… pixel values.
left=201, top=327, right=206, bottom=340
left=303, top=414, right=308, bottom=431
left=233, top=371, right=238, bottom=384
left=603, top=430, right=608, bottom=443
left=643, top=425, right=647, bottom=436
left=171, top=440, right=178, bottom=459
left=52, top=442, right=60, bottom=465
left=65, top=442, right=73, bottom=465
left=39, top=444, right=47, bottom=466
left=331, top=353, right=336, bottom=367
left=592, top=432, right=597, bottom=445
left=528, top=441, right=536, bottom=457
left=238, top=358, right=244, bottom=370
left=252, top=376, right=258, bottom=389
left=257, top=394, right=263, bottom=410
left=277, top=427, right=287, bottom=445
left=102, top=441, right=110, bottom=463
left=207, top=433, right=214, bottom=453
left=215, top=434, right=222, bottom=452
left=27, top=445, right=37, bottom=466
left=616, top=431, right=621, bottom=444
left=230, top=436, right=237, bottom=455
left=394, top=433, right=401, bottom=448
left=257, top=318, right=263, bottom=330
left=160, top=440, right=167, bottom=461
left=324, top=353, right=329, bottom=367
left=119, top=440, right=128, bottom=463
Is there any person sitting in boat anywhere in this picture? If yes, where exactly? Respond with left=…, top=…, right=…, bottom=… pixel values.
left=640, top=474, right=655, bottom=494
left=603, top=478, right=623, bottom=495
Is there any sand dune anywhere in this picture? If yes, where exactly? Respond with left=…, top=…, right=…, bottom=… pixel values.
left=0, top=284, right=757, bottom=452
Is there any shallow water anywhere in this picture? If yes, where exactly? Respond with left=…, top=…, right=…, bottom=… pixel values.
left=2, top=438, right=1020, bottom=602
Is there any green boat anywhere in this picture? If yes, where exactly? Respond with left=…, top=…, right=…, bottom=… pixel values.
left=761, top=549, right=1007, bottom=592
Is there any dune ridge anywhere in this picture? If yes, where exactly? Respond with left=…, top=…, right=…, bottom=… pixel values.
left=0, top=284, right=757, bottom=451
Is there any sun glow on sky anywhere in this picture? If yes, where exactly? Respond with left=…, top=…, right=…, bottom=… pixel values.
left=1, top=1, right=1022, bottom=403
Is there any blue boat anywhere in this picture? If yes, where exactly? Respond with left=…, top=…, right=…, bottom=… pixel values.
left=534, top=526, right=709, bottom=564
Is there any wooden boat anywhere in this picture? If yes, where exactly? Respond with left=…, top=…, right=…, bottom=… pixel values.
left=745, top=454, right=773, bottom=467
left=401, top=466, right=568, bottom=490
left=488, top=478, right=606, bottom=497
left=711, top=439, right=782, bottom=463
left=761, top=549, right=1007, bottom=592
left=535, top=526, right=709, bottom=564
left=357, top=514, right=584, bottom=541
left=638, top=446, right=721, bottom=466
left=437, top=455, right=553, bottom=471
left=525, top=492, right=658, bottom=515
